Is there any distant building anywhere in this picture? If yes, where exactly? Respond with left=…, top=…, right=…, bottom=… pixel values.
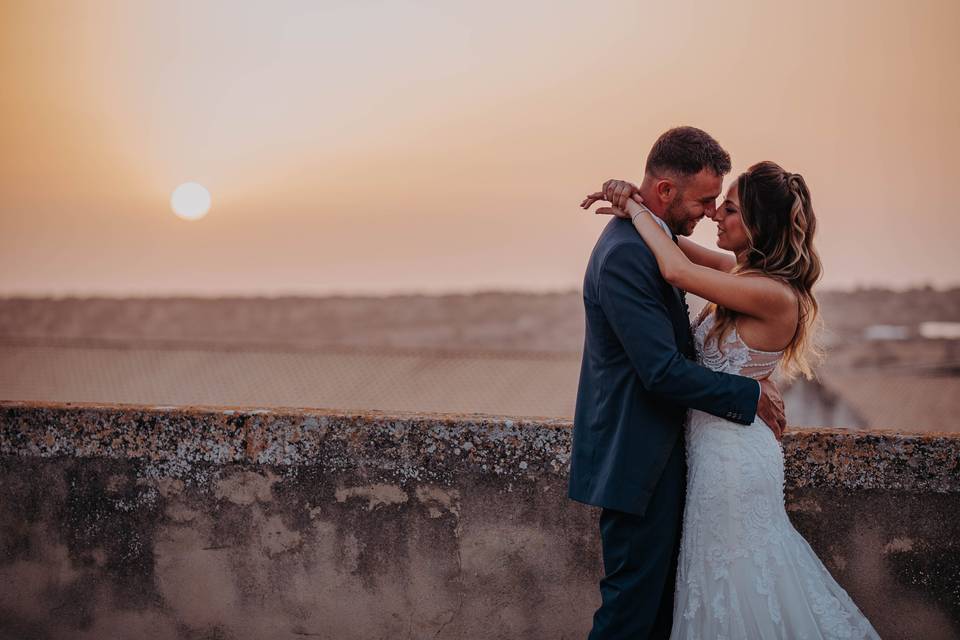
left=919, top=322, right=960, bottom=340
left=780, top=377, right=868, bottom=430
left=814, top=372, right=960, bottom=433
left=863, top=325, right=910, bottom=341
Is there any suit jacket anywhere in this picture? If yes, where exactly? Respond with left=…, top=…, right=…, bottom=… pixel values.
left=568, top=217, right=760, bottom=517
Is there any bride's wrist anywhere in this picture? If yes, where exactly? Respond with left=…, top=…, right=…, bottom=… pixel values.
left=626, top=200, right=647, bottom=221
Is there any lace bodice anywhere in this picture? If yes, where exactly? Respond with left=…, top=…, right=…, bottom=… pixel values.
left=693, top=312, right=783, bottom=380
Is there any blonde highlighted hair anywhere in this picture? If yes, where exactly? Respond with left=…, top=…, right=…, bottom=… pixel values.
left=705, top=161, right=823, bottom=379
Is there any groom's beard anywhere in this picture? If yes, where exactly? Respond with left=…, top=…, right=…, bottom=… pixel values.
left=664, top=198, right=694, bottom=236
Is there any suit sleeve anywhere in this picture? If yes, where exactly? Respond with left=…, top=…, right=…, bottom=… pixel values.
left=598, top=241, right=760, bottom=425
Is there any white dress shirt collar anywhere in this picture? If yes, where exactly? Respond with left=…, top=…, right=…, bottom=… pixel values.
left=632, top=203, right=675, bottom=240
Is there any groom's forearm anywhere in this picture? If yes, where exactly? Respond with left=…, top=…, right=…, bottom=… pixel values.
left=636, top=350, right=759, bottom=424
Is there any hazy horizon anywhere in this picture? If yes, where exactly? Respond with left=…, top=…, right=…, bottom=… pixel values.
left=2, top=282, right=958, bottom=301
left=3, top=0, right=959, bottom=297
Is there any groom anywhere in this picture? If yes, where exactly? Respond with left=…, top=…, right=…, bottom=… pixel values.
left=568, top=126, right=786, bottom=639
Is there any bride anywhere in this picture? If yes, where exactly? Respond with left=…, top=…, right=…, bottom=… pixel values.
left=582, top=162, right=881, bottom=639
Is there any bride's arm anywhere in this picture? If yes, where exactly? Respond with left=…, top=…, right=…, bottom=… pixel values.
left=676, top=237, right=736, bottom=272
left=620, top=198, right=795, bottom=321
left=584, top=191, right=735, bottom=272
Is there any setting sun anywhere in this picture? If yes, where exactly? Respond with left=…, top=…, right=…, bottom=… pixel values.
left=170, top=183, right=211, bottom=221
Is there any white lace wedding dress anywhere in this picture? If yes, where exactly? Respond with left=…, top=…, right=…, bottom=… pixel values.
left=671, top=312, right=881, bottom=640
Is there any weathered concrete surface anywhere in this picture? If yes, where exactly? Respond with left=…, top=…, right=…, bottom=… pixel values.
left=0, top=401, right=958, bottom=639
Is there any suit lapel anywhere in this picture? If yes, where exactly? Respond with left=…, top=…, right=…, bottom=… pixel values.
left=662, top=281, right=695, bottom=359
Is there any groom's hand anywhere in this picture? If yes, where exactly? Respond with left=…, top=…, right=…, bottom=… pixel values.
left=758, top=378, right=786, bottom=441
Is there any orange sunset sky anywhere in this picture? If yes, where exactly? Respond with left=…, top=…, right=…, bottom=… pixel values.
left=1, top=0, right=958, bottom=296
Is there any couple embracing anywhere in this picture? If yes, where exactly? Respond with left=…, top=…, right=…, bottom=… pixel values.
left=569, top=127, right=880, bottom=639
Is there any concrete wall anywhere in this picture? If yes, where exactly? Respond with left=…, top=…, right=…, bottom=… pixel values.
left=0, top=401, right=957, bottom=640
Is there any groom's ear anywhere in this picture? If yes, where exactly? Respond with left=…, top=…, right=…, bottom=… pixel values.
left=654, top=179, right=676, bottom=204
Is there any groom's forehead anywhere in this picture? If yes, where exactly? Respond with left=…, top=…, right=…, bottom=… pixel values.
left=683, top=169, right=723, bottom=196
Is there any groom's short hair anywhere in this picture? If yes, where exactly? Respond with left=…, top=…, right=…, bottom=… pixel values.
left=645, top=126, right=731, bottom=179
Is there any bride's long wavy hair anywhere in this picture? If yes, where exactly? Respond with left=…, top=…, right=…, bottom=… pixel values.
left=704, top=161, right=823, bottom=380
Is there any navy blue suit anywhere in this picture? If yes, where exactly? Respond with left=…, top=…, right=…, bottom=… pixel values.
left=569, top=217, right=759, bottom=639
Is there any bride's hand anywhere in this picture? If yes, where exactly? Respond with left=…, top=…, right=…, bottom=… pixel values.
left=581, top=188, right=645, bottom=220
left=581, top=191, right=626, bottom=218
left=603, top=179, right=640, bottom=211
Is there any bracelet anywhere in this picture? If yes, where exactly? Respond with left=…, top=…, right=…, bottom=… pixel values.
left=631, top=203, right=654, bottom=224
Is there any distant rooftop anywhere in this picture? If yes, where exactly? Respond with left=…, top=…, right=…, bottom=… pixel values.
left=818, top=372, right=960, bottom=433
left=0, top=342, right=579, bottom=418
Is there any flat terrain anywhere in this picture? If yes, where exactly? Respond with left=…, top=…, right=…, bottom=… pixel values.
left=1, top=289, right=957, bottom=429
